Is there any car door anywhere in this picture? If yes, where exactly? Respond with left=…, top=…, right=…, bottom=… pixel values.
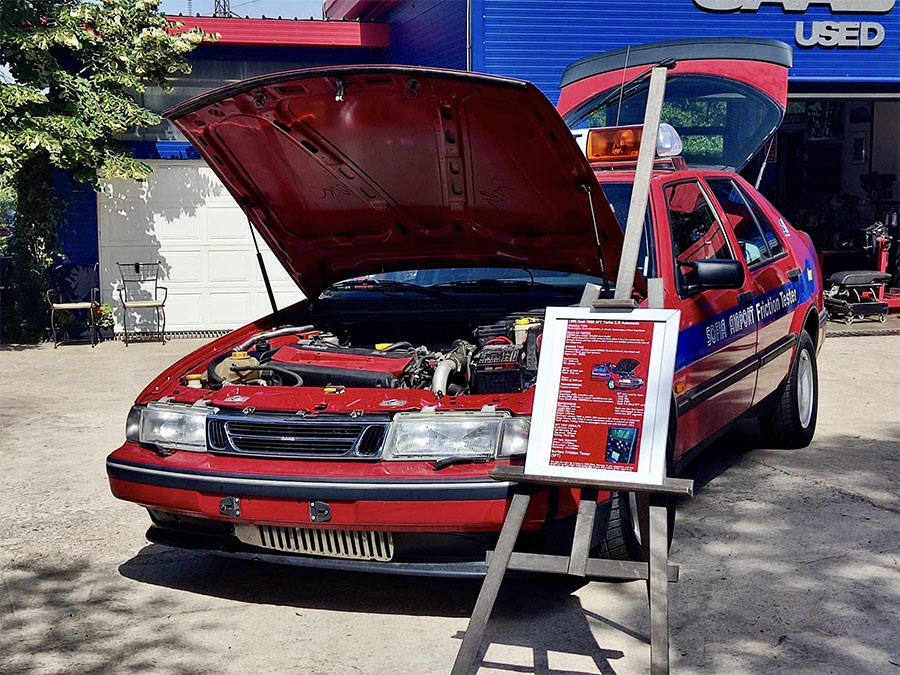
left=705, top=176, right=797, bottom=403
left=657, top=177, right=758, bottom=459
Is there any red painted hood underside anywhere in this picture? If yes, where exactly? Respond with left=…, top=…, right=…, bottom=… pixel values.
left=165, top=66, right=622, bottom=298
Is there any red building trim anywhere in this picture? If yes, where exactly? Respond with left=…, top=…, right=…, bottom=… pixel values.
left=324, top=1, right=398, bottom=20
left=168, top=16, right=390, bottom=48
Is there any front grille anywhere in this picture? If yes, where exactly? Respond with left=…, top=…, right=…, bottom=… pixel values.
left=207, top=414, right=389, bottom=459
left=234, top=524, right=394, bottom=562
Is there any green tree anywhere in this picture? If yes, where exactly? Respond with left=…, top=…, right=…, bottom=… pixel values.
left=0, top=0, right=214, bottom=342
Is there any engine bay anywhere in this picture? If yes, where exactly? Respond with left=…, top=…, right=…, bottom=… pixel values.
left=200, top=313, right=544, bottom=397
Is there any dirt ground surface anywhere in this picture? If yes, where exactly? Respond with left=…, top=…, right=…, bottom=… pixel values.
left=1, top=335, right=898, bottom=675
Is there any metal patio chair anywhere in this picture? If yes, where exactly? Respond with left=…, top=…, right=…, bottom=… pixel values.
left=117, top=261, right=167, bottom=346
left=46, top=263, right=100, bottom=348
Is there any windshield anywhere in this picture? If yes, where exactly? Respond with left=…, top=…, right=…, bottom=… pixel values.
left=599, top=182, right=656, bottom=279
left=325, top=268, right=606, bottom=292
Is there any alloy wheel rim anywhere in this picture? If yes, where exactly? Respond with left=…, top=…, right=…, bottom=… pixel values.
left=629, top=492, right=641, bottom=546
left=797, top=349, right=814, bottom=429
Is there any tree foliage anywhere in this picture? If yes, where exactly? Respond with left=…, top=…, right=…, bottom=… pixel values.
left=1, top=0, right=213, bottom=184
left=0, top=0, right=215, bottom=342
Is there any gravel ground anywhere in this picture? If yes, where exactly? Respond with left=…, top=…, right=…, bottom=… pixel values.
left=0, top=335, right=897, bottom=674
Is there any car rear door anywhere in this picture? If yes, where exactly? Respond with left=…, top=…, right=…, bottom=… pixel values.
left=705, top=175, right=799, bottom=403
left=656, top=176, right=758, bottom=459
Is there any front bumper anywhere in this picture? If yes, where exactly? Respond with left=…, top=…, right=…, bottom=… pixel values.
left=105, top=435, right=586, bottom=531
left=144, top=516, right=493, bottom=577
left=107, top=457, right=514, bottom=502
left=107, top=445, right=595, bottom=574
left=107, top=455, right=531, bottom=532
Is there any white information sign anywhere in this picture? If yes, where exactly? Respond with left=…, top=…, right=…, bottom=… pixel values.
left=524, top=307, right=680, bottom=487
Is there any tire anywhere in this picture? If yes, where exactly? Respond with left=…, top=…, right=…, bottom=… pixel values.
left=596, top=409, right=677, bottom=562
left=596, top=491, right=675, bottom=561
left=758, top=330, right=818, bottom=449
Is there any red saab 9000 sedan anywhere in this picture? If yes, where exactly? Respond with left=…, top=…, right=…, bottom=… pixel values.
left=108, top=39, right=825, bottom=575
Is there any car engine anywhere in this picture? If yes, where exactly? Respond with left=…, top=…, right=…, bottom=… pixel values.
left=202, top=315, right=544, bottom=396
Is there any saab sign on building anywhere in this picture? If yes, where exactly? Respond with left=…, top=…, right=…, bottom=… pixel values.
left=694, top=0, right=895, bottom=48
left=467, top=0, right=899, bottom=100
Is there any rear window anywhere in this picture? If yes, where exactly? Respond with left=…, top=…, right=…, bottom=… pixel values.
left=707, top=178, right=784, bottom=265
left=740, top=188, right=785, bottom=258
left=565, top=74, right=783, bottom=170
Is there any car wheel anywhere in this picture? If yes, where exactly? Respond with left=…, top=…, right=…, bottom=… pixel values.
left=607, top=379, right=616, bottom=390
left=758, top=330, right=818, bottom=449
left=596, top=409, right=676, bottom=562
left=595, top=491, right=675, bottom=561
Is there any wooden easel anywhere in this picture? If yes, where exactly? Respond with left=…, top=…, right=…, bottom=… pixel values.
left=453, top=63, right=691, bottom=674
left=451, top=467, right=693, bottom=675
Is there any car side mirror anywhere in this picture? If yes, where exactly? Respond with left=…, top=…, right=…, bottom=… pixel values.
left=677, top=259, right=745, bottom=291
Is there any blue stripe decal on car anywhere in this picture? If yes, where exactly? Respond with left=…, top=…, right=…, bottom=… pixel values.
left=675, top=265, right=816, bottom=372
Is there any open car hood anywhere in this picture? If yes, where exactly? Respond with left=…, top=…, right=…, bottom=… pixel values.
left=165, top=66, right=623, bottom=298
left=615, top=358, right=640, bottom=373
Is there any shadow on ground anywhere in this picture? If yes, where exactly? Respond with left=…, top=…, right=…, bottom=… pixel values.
left=0, top=557, right=218, bottom=674
left=0, top=343, right=44, bottom=352
left=667, top=423, right=900, bottom=674
left=118, top=547, right=627, bottom=675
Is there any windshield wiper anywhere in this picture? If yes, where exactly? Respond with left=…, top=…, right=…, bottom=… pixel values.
left=431, top=279, right=557, bottom=291
left=328, top=278, right=449, bottom=299
left=432, top=455, right=491, bottom=470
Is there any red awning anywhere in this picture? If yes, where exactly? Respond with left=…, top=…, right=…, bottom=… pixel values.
left=168, top=16, right=390, bottom=48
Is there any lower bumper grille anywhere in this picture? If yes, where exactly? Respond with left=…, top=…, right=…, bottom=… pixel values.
left=234, top=524, right=394, bottom=562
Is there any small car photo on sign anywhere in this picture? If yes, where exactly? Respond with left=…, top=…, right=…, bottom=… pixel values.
left=591, top=358, right=645, bottom=391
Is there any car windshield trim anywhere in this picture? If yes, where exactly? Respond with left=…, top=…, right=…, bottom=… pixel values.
left=322, top=268, right=607, bottom=295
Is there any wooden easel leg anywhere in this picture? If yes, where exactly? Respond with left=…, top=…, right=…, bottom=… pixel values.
left=635, top=491, right=651, bottom=563
left=452, top=492, right=531, bottom=675
left=567, top=489, right=598, bottom=576
left=648, top=501, right=670, bottom=675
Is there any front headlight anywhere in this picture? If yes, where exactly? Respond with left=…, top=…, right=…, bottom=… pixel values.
left=498, top=416, right=530, bottom=457
left=382, top=412, right=530, bottom=461
left=126, top=403, right=212, bottom=452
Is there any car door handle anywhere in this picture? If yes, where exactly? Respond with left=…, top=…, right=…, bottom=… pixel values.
left=738, top=291, right=755, bottom=306
left=787, top=267, right=802, bottom=281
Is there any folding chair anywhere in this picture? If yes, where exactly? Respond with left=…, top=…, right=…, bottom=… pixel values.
left=117, top=262, right=167, bottom=346
left=47, top=263, right=100, bottom=348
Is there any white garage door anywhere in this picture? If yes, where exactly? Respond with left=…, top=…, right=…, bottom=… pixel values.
left=98, top=161, right=302, bottom=334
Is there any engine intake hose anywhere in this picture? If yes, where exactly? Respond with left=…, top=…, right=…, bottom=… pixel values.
left=431, top=355, right=465, bottom=397
left=236, top=325, right=315, bottom=352
left=231, top=364, right=304, bottom=386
